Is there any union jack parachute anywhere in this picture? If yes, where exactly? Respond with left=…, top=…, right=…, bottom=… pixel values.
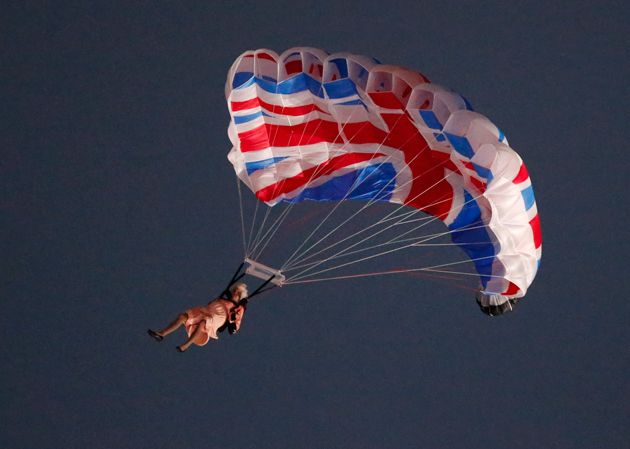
left=225, top=47, right=541, bottom=315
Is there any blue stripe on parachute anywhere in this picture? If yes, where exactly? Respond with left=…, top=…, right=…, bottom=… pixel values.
left=245, top=156, right=289, bottom=175
left=329, top=58, right=349, bottom=78
left=233, top=110, right=269, bottom=124
left=232, top=73, right=325, bottom=97
left=355, top=66, right=369, bottom=88
left=283, top=163, right=396, bottom=203
left=521, top=185, right=535, bottom=210
left=338, top=99, right=365, bottom=106
left=448, top=190, right=496, bottom=289
left=444, top=133, right=475, bottom=158
left=461, top=95, right=474, bottom=111
left=232, top=72, right=254, bottom=89
left=324, top=79, right=358, bottom=99
left=419, top=110, right=443, bottom=130
left=472, top=163, right=493, bottom=183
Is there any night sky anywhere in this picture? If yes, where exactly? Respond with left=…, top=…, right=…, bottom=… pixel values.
left=3, top=1, right=629, bottom=448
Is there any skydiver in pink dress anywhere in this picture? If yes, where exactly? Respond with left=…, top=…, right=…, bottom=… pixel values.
left=148, top=283, right=248, bottom=352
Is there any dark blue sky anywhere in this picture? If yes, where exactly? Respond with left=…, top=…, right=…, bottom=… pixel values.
left=3, top=1, right=628, bottom=448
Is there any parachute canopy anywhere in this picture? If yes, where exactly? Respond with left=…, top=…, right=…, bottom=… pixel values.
left=225, top=47, right=541, bottom=310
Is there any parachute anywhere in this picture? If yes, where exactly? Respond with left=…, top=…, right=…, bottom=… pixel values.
left=225, top=47, right=541, bottom=314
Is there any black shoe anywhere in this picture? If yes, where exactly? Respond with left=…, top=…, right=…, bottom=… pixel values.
left=147, top=329, right=163, bottom=342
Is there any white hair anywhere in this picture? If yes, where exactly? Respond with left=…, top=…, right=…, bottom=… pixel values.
left=229, top=282, right=248, bottom=299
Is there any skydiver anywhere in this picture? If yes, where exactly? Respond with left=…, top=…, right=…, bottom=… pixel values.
left=147, top=283, right=249, bottom=352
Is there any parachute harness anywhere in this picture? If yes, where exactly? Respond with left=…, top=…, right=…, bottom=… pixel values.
left=216, top=260, right=284, bottom=334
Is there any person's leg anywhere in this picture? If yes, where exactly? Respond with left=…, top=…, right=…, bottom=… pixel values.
left=177, top=322, right=207, bottom=352
left=156, top=313, right=188, bottom=337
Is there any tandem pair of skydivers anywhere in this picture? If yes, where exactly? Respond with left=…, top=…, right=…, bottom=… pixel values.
left=148, top=260, right=281, bottom=352
left=148, top=282, right=249, bottom=352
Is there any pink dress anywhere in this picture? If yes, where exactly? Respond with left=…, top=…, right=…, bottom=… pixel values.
left=184, top=300, right=228, bottom=346
left=184, top=299, right=247, bottom=346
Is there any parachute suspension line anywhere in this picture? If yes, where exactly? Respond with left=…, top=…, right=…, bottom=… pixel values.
left=287, top=251, right=497, bottom=285
left=243, top=84, right=306, bottom=259
left=275, top=83, right=345, bottom=200
left=284, top=164, right=456, bottom=272
left=248, top=204, right=273, bottom=257
left=267, top=103, right=373, bottom=265
left=286, top=189, right=489, bottom=282
left=284, top=223, right=491, bottom=272
left=282, top=153, right=457, bottom=271
left=243, top=83, right=317, bottom=257
left=235, top=175, right=247, bottom=257
left=282, top=148, right=453, bottom=269
left=283, top=258, right=502, bottom=285
left=246, top=98, right=378, bottom=267
left=282, top=139, right=447, bottom=270
left=361, top=209, right=419, bottom=226
left=246, top=99, right=367, bottom=265
left=245, top=198, right=260, bottom=257
left=366, top=194, right=455, bottom=244
left=234, top=89, right=458, bottom=280
left=282, top=142, right=423, bottom=270
left=253, top=79, right=304, bottom=240
left=286, top=190, right=489, bottom=283
left=246, top=90, right=296, bottom=256
left=255, top=92, right=420, bottom=271
left=249, top=203, right=294, bottom=260
left=249, top=103, right=367, bottom=265
left=285, top=189, right=452, bottom=281
left=282, top=208, right=445, bottom=272
left=279, top=111, right=385, bottom=269
left=280, top=115, right=419, bottom=268
left=249, top=206, right=292, bottom=257
left=284, top=198, right=476, bottom=272
left=282, top=122, right=452, bottom=265
left=286, top=224, right=490, bottom=286
left=392, top=215, right=438, bottom=226
left=281, top=113, right=411, bottom=270
left=240, top=75, right=369, bottom=263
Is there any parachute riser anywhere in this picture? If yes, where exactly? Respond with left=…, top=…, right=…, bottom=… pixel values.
left=220, top=259, right=284, bottom=301
left=219, top=262, right=247, bottom=299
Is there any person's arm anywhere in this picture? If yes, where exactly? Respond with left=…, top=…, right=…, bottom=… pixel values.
left=228, top=305, right=245, bottom=334
left=233, top=306, right=245, bottom=331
